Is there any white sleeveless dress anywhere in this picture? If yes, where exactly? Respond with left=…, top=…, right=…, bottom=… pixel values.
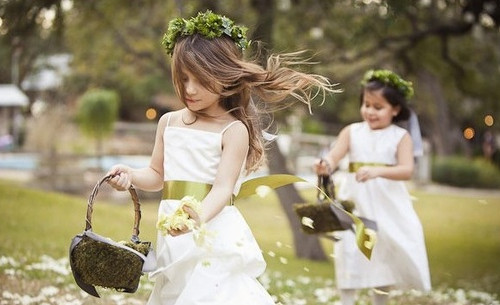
left=334, top=122, right=431, bottom=291
left=146, top=115, right=275, bottom=305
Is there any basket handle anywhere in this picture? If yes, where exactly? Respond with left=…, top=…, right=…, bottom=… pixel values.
left=84, top=174, right=142, bottom=243
left=316, top=160, right=335, bottom=201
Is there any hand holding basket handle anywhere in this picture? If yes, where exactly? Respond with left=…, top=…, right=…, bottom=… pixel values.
left=85, top=174, right=142, bottom=243
left=69, top=174, right=156, bottom=298
left=294, top=174, right=354, bottom=234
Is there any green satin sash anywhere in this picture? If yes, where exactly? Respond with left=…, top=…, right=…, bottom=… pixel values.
left=162, top=174, right=375, bottom=259
left=163, top=180, right=211, bottom=201
left=349, top=162, right=389, bottom=173
left=162, top=180, right=221, bottom=202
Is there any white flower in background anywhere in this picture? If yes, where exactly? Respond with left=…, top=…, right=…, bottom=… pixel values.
left=0, top=256, right=19, bottom=267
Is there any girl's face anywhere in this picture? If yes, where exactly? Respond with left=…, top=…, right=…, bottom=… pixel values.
left=180, top=69, right=222, bottom=114
left=360, top=89, right=400, bottom=130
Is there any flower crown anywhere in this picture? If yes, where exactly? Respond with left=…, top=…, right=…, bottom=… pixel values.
left=361, top=69, right=414, bottom=99
left=162, top=10, right=249, bottom=56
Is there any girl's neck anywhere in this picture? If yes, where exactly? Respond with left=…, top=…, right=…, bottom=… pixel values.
left=365, top=121, right=392, bottom=131
left=180, top=108, right=235, bottom=132
left=184, top=107, right=232, bottom=121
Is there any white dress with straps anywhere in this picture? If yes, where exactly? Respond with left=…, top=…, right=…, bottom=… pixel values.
left=334, top=121, right=431, bottom=291
left=146, top=114, right=275, bottom=305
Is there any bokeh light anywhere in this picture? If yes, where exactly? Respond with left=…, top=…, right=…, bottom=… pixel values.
left=484, top=114, right=494, bottom=127
left=463, top=127, right=475, bottom=140
left=145, top=108, right=157, bottom=120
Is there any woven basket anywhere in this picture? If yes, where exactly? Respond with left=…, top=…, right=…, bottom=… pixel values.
left=69, top=175, right=154, bottom=298
left=294, top=175, right=354, bottom=234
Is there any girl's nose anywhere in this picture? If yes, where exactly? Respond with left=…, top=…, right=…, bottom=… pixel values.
left=185, top=81, right=196, bottom=95
left=366, top=107, right=376, bottom=115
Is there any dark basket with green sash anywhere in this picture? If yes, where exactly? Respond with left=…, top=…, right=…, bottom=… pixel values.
left=69, top=175, right=156, bottom=298
left=294, top=175, right=357, bottom=234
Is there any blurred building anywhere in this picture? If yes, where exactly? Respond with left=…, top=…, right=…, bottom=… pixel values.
left=0, top=84, right=29, bottom=150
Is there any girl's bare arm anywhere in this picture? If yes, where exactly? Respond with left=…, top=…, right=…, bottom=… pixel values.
left=199, top=121, right=249, bottom=223
left=107, top=114, right=167, bottom=192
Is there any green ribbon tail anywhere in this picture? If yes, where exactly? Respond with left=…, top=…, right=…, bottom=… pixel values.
left=236, top=174, right=374, bottom=259
left=236, top=174, right=305, bottom=200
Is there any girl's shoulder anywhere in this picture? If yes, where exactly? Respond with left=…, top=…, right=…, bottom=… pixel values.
left=388, top=123, right=408, bottom=136
left=159, top=110, right=182, bottom=125
left=221, top=119, right=247, bottom=136
left=346, top=121, right=363, bottom=133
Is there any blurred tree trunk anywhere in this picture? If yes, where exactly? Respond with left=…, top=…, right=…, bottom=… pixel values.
left=267, top=141, right=328, bottom=260
left=251, top=0, right=327, bottom=260
left=417, top=69, right=470, bottom=156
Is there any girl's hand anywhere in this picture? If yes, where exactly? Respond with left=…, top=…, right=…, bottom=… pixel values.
left=313, top=159, right=332, bottom=176
left=106, top=164, right=133, bottom=191
left=168, top=205, right=201, bottom=236
left=167, top=225, right=189, bottom=236
left=355, top=166, right=379, bottom=182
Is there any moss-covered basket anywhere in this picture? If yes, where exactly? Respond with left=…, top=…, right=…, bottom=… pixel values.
left=294, top=200, right=353, bottom=234
left=70, top=174, right=152, bottom=296
left=71, top=237, right=151, bottom=292
left=294, top=175, right=355, bottom=234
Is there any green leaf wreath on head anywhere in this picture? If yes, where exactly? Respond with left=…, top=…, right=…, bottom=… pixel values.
left=162, top=10, right=249, bottom=56
left=361, top=69, right=414, bottom=100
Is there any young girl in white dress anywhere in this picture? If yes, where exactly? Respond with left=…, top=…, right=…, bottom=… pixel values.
left=314, top=69, right=431, bottom=305
left=106, top=10, right=336, bottom=305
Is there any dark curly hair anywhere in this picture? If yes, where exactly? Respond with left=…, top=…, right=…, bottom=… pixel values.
left=360, top=80, right=411, bottom=122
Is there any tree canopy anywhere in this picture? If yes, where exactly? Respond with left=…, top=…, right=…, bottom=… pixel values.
left=3, top=0, right=498, bottom=153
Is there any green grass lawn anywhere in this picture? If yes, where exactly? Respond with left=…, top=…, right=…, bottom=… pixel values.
left=1, top=178, right=499, bottom=303
left=238, top=188, right=500, bottom=295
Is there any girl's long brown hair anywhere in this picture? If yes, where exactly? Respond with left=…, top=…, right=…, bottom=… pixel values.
left=171, top=34, right=338, bottom=173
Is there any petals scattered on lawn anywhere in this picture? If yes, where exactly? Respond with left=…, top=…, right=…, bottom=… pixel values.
left=1, top=254, right=498, bottom=305
left=25, top=255, right=70, bottom=276
left=279, top=257, right=288, bottom=264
